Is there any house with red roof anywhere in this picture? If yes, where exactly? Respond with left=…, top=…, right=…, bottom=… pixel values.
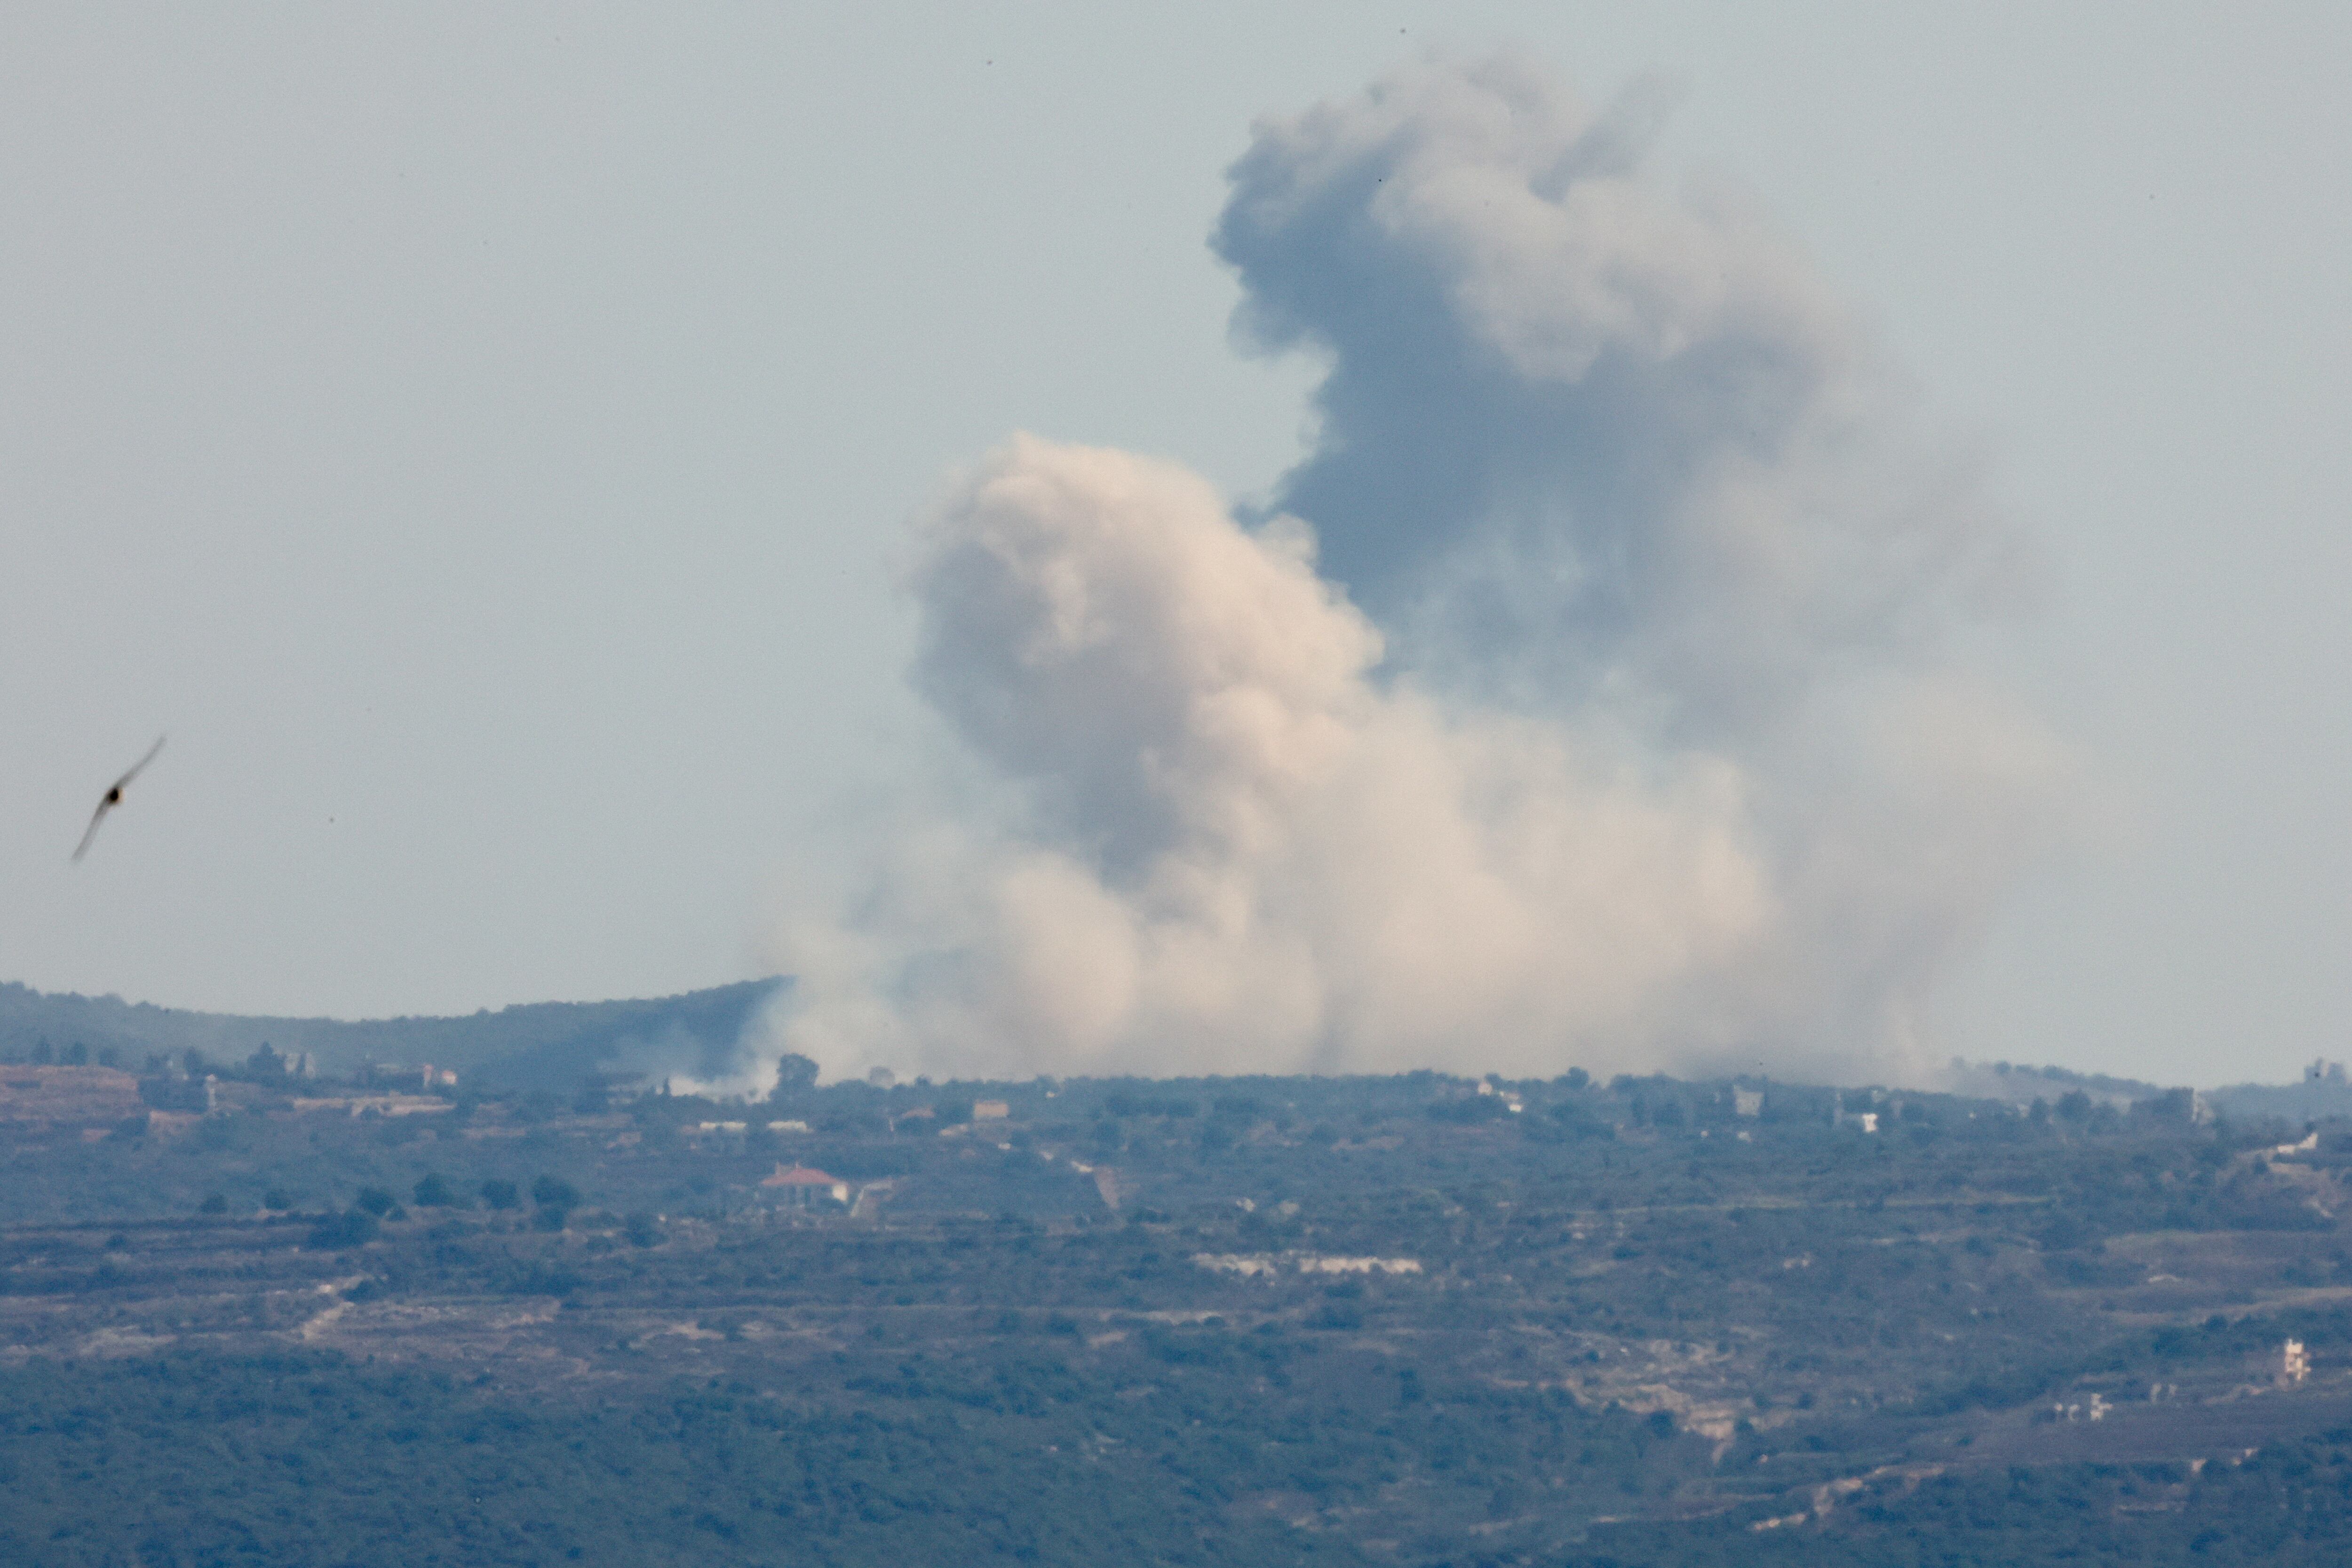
left=759, top=1163, right=850, bottom=1207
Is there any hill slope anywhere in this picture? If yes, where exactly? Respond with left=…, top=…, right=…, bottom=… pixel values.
left=0, top=977, right=785, bottom=1090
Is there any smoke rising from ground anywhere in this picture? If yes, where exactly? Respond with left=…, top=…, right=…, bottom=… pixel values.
left=758, top=56, right=2070, bottom=1089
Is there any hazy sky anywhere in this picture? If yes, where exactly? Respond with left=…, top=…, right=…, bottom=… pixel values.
left=2, top=5, right=2345, bottom=1088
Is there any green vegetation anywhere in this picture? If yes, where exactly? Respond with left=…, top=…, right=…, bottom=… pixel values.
left=0, top=1353, right=1357, bottom=1568
left=1581, top=1443, right=2352, bottom=1567
left=0, top=977, right=782, bottom=1088
left=5, top=1046, right=2352, bottom=1563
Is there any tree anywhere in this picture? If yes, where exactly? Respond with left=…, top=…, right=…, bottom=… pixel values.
left=413, top=1173, right=454, bottom=1208
left=531, top=1176, right=579, bottom=1232
left=480, top=1179, right=520, bottom=1210
left=306, top=1210, right=378, bottom=1249
left=772, top=1053, right=820, bottom=1098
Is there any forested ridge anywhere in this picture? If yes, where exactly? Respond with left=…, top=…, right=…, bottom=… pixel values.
left=0, top=978, right=780, bottom=1088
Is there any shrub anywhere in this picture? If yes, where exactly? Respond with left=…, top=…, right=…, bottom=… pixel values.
left=306, top=1210, right=380, bottom=1250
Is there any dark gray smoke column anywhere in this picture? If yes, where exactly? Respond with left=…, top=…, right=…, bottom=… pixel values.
left=1216, top=56, right=2019, bottom=735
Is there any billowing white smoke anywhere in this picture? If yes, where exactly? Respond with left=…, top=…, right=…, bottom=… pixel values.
left=761, top=56, right=2071, bottom=1088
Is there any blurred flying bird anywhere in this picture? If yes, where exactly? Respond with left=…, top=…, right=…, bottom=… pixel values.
left=72, top=735, right=166, bottom=863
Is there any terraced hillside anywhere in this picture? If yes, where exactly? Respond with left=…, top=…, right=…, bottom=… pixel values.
left=5, top=1065, right=2352, bottom=1564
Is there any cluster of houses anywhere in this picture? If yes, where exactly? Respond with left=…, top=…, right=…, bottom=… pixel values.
left=0, top=1057, right=476, bottom=1137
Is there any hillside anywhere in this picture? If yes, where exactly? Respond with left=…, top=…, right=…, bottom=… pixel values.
left=1944, top=1056, right=2352, bottom=1127
left=6, top=1060, right=2352, bottom=1562
left=0, top=977, right=785, bottom=1090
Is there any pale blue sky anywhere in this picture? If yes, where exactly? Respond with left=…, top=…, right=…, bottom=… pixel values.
left=2, top=4, right=2344, bottom=1086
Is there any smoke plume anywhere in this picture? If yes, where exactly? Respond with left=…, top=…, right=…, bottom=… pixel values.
left=761, top=56, right=2070, bottom=1088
